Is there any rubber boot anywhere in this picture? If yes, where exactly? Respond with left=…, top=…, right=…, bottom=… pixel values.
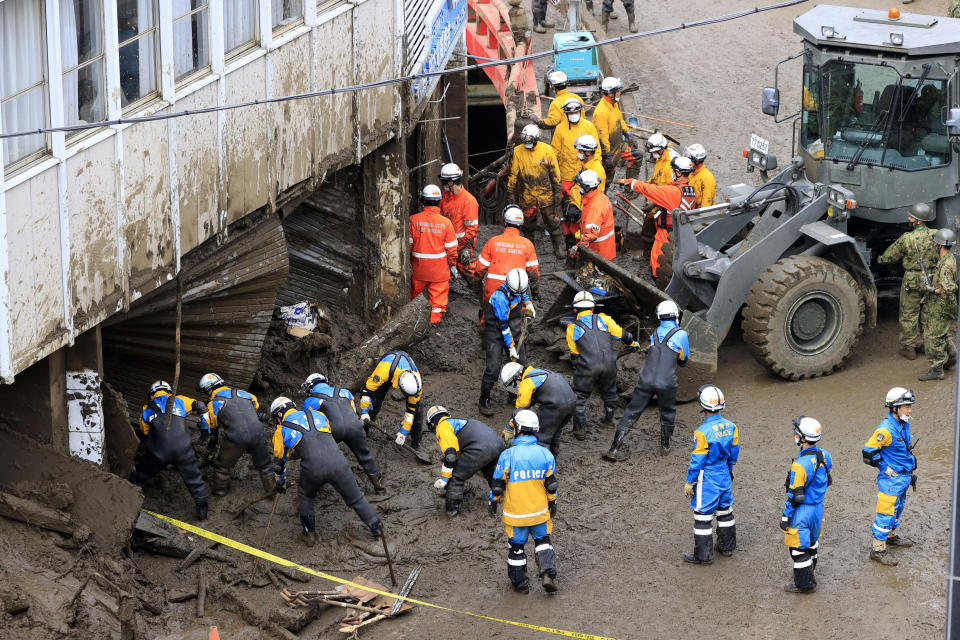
left=258, top=467, right=275, bottom=494
left=603, top=430, right=627, bottom=462
left=572, top=416, right=587, bottom=441
left=445, top=499, right=462, bottom=518
left=947, top=352, right=957, bottom=370
left=887, top=530, right=914, bottom=547
left=540, top=15, right=555, bottom=28
left=601, top=11, right=610, bottom=31
left=478, top=395, right=494, bottom=417
left=210, top=468, right=231, bottom=497
left=550, top=230, right=566, bottom=259
left=367, top=472, right=386, bottom=494
left=301, top=532, right=317, bottom=547
left=918, top=367, right=944, bottom=381
left=660, top=435, right=671, bottom=456
left=195, top=499, right=208, bottom=521
left=532, top=18, right=546, bottom=33
left=870, top=540, right=898, bottom=566
left=602, top=406, right=615, bottom=424
left=627, top=10, right=637, bottom=32
left=899, top=345, right=917, bottom=360
left=784, top=582, right=816, bottom=593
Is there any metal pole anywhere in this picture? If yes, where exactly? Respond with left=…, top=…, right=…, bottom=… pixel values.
left=946, top=289, right=960, bottom=639
left=568, top=0, right=579, bottom=30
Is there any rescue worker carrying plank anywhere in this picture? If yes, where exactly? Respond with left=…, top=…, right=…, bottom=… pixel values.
left=592, top=77, right=629, bottom=186
left=409, top=184, right=458, bottom=324
left=566, top=291, right=638, bottom=441
left=488, top=410, right=559, bottom=594
left=618, top=156, right=696, bottom=280
left=427, top=406, right=505, bottom=517
left=685, top=144, right=716, bottom=209
left=302, top=373, right=384, bottom=494
left=476, top=205, right=540, bottom=303
left=500, top=362, right=576, bottom=456
left=358, top=351, right=424, bottom=448
left=439, top=163, right=480, bottom=279
left=564, top=137, right=606, bottom=252
left=605, top=300, right=688, bottom=460
left=628, top=133, right=679, bottom=249
left=270, top=397, right=381, bottom=547
left=781, top=416, right=832, bottom=593
left=506, top=124, right=565, bottom=259
left=131, top=381, right=210, bottom=520
left=862, top=387, right=918, bottom=566
left=570, top=169, right=616, bottom=262
left=552, top=98, right=599, bottom=197
left=682, top=385, right=739, bottom=565
left=197, top=372, right=274, bottom=497
left=532, top=72, right=584, bottom=130
left=479, top=268, right=536, bottom=416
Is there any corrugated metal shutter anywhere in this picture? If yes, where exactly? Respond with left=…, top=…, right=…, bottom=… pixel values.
left=275, top=171, right=366, bottom=310
left=404, top=0, right=432, bottom=74
left=102, top=213, right=289, bottom=416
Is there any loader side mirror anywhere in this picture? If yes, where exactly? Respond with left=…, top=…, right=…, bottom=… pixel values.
left=947, top=108, right=960, bottom=137
left=762, top=87, right=780, bottom=117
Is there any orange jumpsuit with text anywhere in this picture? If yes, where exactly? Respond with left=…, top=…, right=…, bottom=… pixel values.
left=440, top=188, right=480, bottom=277
left=578, top=189, right=616, bottom=260
left=409, top=206, right=458, bottom=323
left=627, top=178, right=696, bottom=278
left=476, top=227, right=540, bottom=302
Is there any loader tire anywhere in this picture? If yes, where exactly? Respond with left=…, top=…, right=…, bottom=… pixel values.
left=654, top=234, right=673, bottom=290
left=742, top=255, right=864, bottom=380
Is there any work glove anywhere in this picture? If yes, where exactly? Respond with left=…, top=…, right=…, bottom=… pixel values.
left=884, top=466, right=899, bottom=478
left=568, top=244, right=580, bottom=260
left=911, top=473, right=918, bottom=492
left=779, top=516, right=790, bottom=532
left=617, top=178, right=633, bottom=186
left=549, top=502, right=557, bottom=517
left=488, top=499, right=498, bottom=517
left=369, top=520, right=382, bottom=536
left=395, top=432, right=407, bottom=446
left=360, top=413, right=372, bottom=425
left=602, top=152, right=614, bottom=166
left=256, top=408, right=270, bottom=423
left=684, top=482, right=696, bottom=498
left=501, top=427, right=515, bottom=445
left=628, top=341, right=641, bottom=352
left=274, top=479, right=286, bottom=494
left=508, top=346, right=520, bottom=361
left=523, top=303, right=536, bottom=319
left=450, top=265, right=460, bottom=280
left=433, top=477, right=449, bottom=490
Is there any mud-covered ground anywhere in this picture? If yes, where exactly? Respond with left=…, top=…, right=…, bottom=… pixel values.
left=2, top=1, right=956, bottom=639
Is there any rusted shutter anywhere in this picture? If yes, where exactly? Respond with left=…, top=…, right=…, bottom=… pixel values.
left=102, top=213, right=289, bottom=414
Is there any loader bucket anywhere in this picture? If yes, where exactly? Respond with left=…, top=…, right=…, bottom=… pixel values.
left=577, top=247, right=719, bottom=401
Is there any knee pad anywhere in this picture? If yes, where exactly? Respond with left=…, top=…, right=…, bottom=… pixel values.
left=544, top=475, right=558, bottom=494
left=443, top=448, right=459, bottom=468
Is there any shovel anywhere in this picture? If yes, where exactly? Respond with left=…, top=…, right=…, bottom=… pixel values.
left=368, top=422, right=432, bottom=465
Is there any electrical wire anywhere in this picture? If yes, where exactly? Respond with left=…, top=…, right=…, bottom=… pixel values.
left=0, top=0, right=808, bottom=140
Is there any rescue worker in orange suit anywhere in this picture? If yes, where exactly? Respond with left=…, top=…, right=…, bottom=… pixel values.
left=301, top=373, right=384, bottom=494
left=439, top=163, right=480, bottom=279
left=685, top=144, right=716, bottom=209
left=551, top=98, right=599, bottom=196
left=476, top=205, right=540, bottom=303
left=507, top=124, right=565, bottom=259
left=593, top=77, right=629, bottom=187
left=566, top=291, right=638, bottom=440
left=427, top=406, right=505, bottom=517
left=479, top=268, right=536, bottom=416
left=409, top=184, right=458, bottom=323
left=532, top=71, right=584, bottom=130
left=629, top=132, right=679, bottom=248
left=358, top=351, right=424, bottom=448
left=570, top=169, right=616, bottom=261
left=618, top=155, right=696, bottom=280
left=488, top=410, right=559, bottom=593
left=564, top=136, right=606, bottom=252
left=131, top=381, right=210, bottom=520
left=269, top=397, right=381, bottom=547
left=197, top=372, right=274, bottom=497
left=500, top=362, right=576, bottom=456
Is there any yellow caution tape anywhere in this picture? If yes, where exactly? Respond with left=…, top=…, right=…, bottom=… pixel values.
left=143, top=510, right=620, bottom=640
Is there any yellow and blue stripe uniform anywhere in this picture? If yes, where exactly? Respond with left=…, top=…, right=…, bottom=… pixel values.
left=567, top=310, right=630, bottom=435
left=359, top=351, right=423, bottom=443
left=139, top=392, right=209, bottom=435
left=686, top=412, right=739, bottom=560
left=205, top=386, right=273, bottom=496
left=435, top=416, right=504, bottom=511
left=304, top=382, right=380, bottom=478
left=782, top=445, right=832, bottom=589
left=515, top=366, right=576, bottom=455
left=490, top=434, right=558, bottom=589
left=649, top=321, right=688, bottom=363
left=564, top=310, right=626, bottom=355
left=863, top=412, right=916, bottom=541
left=206, top=386, right=259, bottom=430
left=480, top=284, right=534, bottom=400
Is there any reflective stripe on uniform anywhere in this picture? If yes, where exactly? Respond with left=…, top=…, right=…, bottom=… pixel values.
left=793, top=558, right=813, bottom=569
left=444, top=240, right=458, bottom=248
left=525, top=260, right=538, bottom=267
left=595, top=229, right=614, bottom=242
left=717, top=519, right=736, bottom=528
left=432, top=308, right=443, bottom=314
left=790, top=549, right=805, bottom=556
left=585, top=224, right=601, bottom=232
left=694, top=527, right=713, bottom=535
left=535, top=543, right=553, bottom=552
left=504, top=507, right=549, bottom=519
left=488, top=273, right=507, bottom=280
left=716, top=507, right=733, bottom=516
left=695, top=470, right=704, bottom=511
left=477, top=255, right=491, bottom=267
left=465, top=220, right=478, bottom=226
left=693, top=513, right=713, bottom=522
left=507, top=558, right=528, bottom=566
left=456, top=232, right=466, bottom=238
left=413, top=251, right=447, bottom=259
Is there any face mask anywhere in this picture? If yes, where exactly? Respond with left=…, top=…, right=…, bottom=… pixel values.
left=900, top=413, right=912, bottom=422
left=577, top=151, right=586, bottom=161
left=524, top=142, right=535, bottom=149
left=794, top=434, right=801, bottom=447
left=650, top=150, right=661, bottom=159
left=567, top=113, right=580, bottom=123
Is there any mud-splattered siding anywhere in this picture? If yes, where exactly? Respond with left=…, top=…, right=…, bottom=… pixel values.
left=272, top=38, right=313, bottom=193
left=314, top=13, right=356, bottom=171
left=5, top=168, right=65, bottom=371
left=355, top=0, right=397, bottom=156
left=172, top=86, right=219, bottom=255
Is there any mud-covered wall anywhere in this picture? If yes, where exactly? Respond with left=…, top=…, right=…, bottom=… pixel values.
left=2, top=0, right=405, bottom=382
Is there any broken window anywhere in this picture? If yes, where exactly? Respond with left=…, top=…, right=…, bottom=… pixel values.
left=0, top=0, right=49, bottom=170
left=173, top=0, right=210, bottom=82
left=117, top=0, right=159, bottom=111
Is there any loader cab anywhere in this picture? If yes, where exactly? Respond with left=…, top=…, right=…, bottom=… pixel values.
left=765, top=5, right=960, bottom=223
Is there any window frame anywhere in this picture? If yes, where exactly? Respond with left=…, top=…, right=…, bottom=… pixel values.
left=117, top=0, right=161, bottom=114
left=224, top=0, right=261, bottom=60
left=173, top=0, right=211, bottom=86
left=61, top=0, right=108, bottom=142
left=272, top=0, right=305, bottom=35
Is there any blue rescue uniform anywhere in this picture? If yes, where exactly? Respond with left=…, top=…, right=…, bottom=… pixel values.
left=863, top=412, right=916, bottom=542
left=304, top=382, right=381, bottom=479
left=206, top=386, right=274, bottom=496
left=480, top=285, right=533, bottom=402
left=685, top=412, right=738, bottom=561
left=782, top=445, right=832, bottom=590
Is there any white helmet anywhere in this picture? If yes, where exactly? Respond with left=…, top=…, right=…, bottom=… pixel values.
left=574, top=134, right=599, bottom=153
left=573, top=290, right=595, bottom=309
left=198, top=372, right=225, bottom=394
left=884, top=387, right=915, bottom=408
left=426, top=405, right=449, bottom=428
left=685, top=143, right=707, bottom=164
left=547, top=71, right=568, bottom=88
left=505, top=268, right=529, bottom=295
left=671, top=155, right=695, bottom=176
left=439, top=163, right=463, bottom=183
left=513, top=409, right=540, bottom=434
left=500, top=362, right=524, bottom=390
left=270, top=396, right=296, bottom=419
left=698, top=384, right=726, bottom=412
left=574, top=169, right=601, bottom=193
left=646, top=132, right=669, bottom=153
left=302, top=373, right=327, bottom=392
left=601, top=76, right=623, bottom=94
left=149, top=380, right=172, bottom=396
left=504, top=204, right=524, bottom=227
left=421, top=184, right=442, bottom=205
left=562, top=98, right=583, bottom=114
left=397, top=370, right=422, bottom=396
left=656, top=300, right=679, bottom=320
left=520, top=124, right=541, bottom=147
left=792, top=416, right=822, bottom=443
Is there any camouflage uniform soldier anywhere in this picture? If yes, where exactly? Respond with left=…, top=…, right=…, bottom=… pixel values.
left=877, top=203, right=938, bottom=360
left=950, top=1, right=960, bottom=19
left=919, top=229, right=958, bottom=381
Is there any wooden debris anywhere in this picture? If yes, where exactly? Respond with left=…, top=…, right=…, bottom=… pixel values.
left=167, top=588, right=198, bottom=603
left=0, top=490, right=76, bottom=535
left=196, top=570, right=207, bottom=618
left=232, top=492, right=275, bottom=519
left=176, top=541, right=219, bottom=573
